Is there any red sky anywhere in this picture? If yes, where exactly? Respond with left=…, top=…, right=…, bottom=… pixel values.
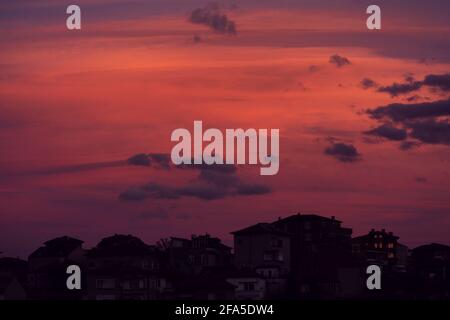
left=1, top=0, right=449, bottom=257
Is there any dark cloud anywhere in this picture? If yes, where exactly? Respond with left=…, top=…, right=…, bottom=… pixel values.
left=41, top=161, right=126, bottom=175
left=7, top=160, right=126, bottom=178
left=120, top=159, right=271, bottom=202
left=193, top=34, right=202, bottom=43
left=138, top=208, right=169, bottom=220
left=127, top=153, right=171, bottom=169
left=198, top=168, right=240, bottom=187
left=189, top=5, right=237, bottom=35
left=399, top=140, right=421, bottom=151
left=5, top=153, right=169, bottom=180
left=324, top=142, right=360, bottom=163
left=364, top=97, right=450, bottom=148
left=122, top=180, right=271, bottom=202
left=237, top=184, right=271, bottom=196
left=175, top=213, right=191, bottom=220
left=377, top=81, right=422, bottom=97
left=423, top=74, right=450, bottom=91
left=405, top=95, right=422, bottom=102
left=127, top=153, right=151, bottom=167
left=373, top=73, right=450, bottom=97
left=364, top=124, right=407, bottom=141
left=404, top=73, right=416, bottom=83
left=407, top=119, right=450, bottom=145
left=415, top=177, right=428, bottom=184
left=149, top=153, right=171, bottom=169
left=179, top=162, right=237, bottom=173
left=367, top=99, right=450, bottom=122
left=179, top=184, right=229, bottom=200
left=119, top=187, right=149, bottom=202
left=308, top=65, right=320, bottom=73
left=418, top=58, right=438, bottom=65
left=329, top=54, right=351, bottom=68
left=360, top=78, right=378, bottom=89
left=142, top=183, right=180, bottom=200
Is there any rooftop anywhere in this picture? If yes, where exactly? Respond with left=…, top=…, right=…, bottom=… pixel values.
left=231, top=223, right=290, bottom=236
left=273, top=213, right=342, bottom=224
left=29, top=236, right=83, bottom=259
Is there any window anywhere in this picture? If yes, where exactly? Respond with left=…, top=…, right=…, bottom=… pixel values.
left=264, top=251, right=283, bottom=261
left=388, top=243, right=394, bottom=249
left=242, top=282, right=256, bottom=291
left=201, top=254, right=209, bottom=265
left=388, top=252, right=394, bottom=259
left=276, top=252, right=284, bottom=261
left=150, top=279, right=161, bottom=289
left=124, top=280, right=137, bottom=290
left=126, top=280, right=144, bottom=290
left=304, top=222, right=312, bottom=230
left=270, top=238, right=283, bottom=248
left=263, top=251, right=273, bottom=261
left=96, top=278, right=115, bottom=289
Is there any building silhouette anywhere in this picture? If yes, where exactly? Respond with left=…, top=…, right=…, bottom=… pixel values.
left=85, top=234, right=171, bottom=300
left=352, top=229, right=408, bottom=272
left=1, top=212, right=450, bottom=300
left=0, top=257, right=27, bottom=300
left=27, top=236, right=85, bottom=299
left=409, top=243, right=450, bottom=299
left=271, top=214, right=360, bottom=298
left=232, top=223, right=291, bottom=298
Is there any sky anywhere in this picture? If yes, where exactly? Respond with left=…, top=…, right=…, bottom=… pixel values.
left=0, top=0, right=449, bottom=258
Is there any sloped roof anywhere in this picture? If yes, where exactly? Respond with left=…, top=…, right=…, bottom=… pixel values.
left=273, top=213, right=342, bottom=224
left=413, top=243, right=450, bottom=253
left=231, top=223, right=290, bottom=236
left=88, top=234, right=157, bottom=257
left=352, top=229, right=399, bottom=242
left=29, top=236, right=83, bottom=259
